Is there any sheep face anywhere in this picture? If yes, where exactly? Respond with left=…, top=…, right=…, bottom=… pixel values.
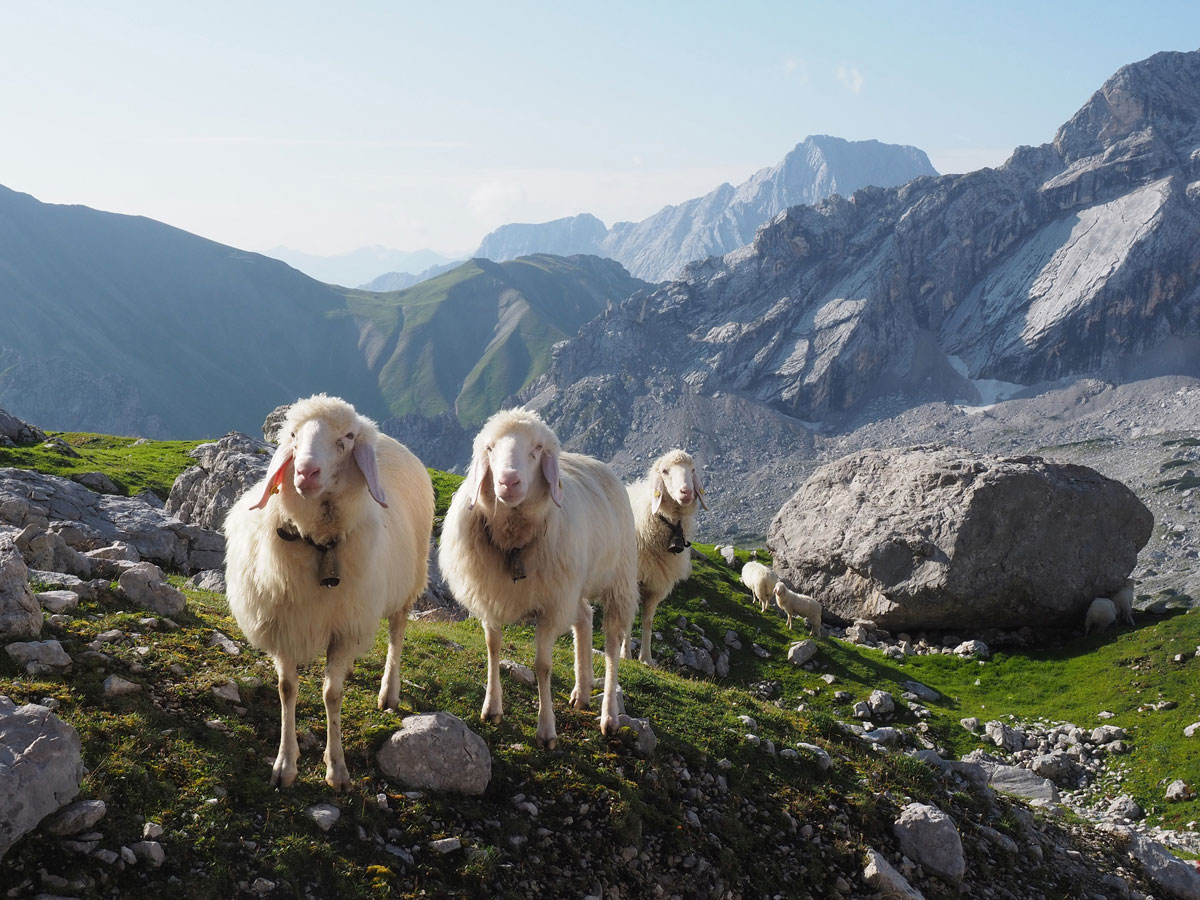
left=651, top=449, right=707, bottom=514
left=251, top=395, right=387, bottom=509
left=466, top=409, right=562, bottom=510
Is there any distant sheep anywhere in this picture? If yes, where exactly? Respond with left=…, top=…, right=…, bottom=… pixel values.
left=1112, top=579, right=1136, bottom=626
left=740, top=560, right=779, bottom=613
left=1084, top=597, right=1117, bottom=636
left=224, top=395, right=434, bottom=790
left=438, top=408, right=636, bottom=748
left=622, top=449, right=707, bottom=664
left=773, top=582, right=822, bottom=635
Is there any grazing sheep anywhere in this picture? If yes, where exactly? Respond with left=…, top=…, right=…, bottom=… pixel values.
left=438, top=408, right=636, bottom=749
left=1112, top=579, right=1136, bottom=626
left=224, top=395, right=434, bottom=790
left=622, top=449, right=707, bottom=664
left=740, top=560, right=779, bottom=613
left=1084, top=597, right=1117, bottom=636
left=773, top=582, right=823, bottom=635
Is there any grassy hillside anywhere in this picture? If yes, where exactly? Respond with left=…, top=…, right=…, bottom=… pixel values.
left=2, top=437, right=1198, bottom=898
left=343, top=255, right=650, bottom=426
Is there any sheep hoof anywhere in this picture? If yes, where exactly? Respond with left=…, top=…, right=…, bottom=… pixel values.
left=569, top=688, right=590, bottom=710
left=599, top=714, right=620, bottom=736
left=481, top=711, right=503, bottom=725
left=270, top=760, right=297, bottom=789
left=377, top=691, right=399, bottom=711
left=325, top=764, right=351, bottom=792
left=535, top=733, right=557, bottom=750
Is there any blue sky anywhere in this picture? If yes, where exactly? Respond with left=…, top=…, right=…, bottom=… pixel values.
left=2, top=2, right=1196, bottom=259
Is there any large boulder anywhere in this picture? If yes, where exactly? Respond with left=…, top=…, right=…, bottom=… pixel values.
left=166, top=431, right=272, bottom=531
left=0, top=537, right=41, bottom=641
left=376, top=712, right=491, bottom=795
left=0, top=698, right=84, bottom=859
left=768, top=446, right=1153, bottom=630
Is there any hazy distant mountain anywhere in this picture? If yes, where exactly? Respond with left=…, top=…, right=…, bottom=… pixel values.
left=263, top=245, right=458, bottom=287
left=359, top=260, right=464, bottom=291
left=472, top=137, right=938, bottom=281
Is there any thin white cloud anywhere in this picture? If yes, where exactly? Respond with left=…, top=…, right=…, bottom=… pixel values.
left=144, top=136, right=469, bottom=150
left=835, top=63, right=864, bottom=94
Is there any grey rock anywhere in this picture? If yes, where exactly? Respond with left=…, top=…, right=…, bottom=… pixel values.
left=85, top=541, right=139, bottom=562
left=212, top=682, right=241, bottom=703
left=985, top=720, right=1026, bottom=753
left=986, top=763, right=1060, bottom=803
left=795, top=742, right=832, bottom=772
left=1116, top=826, right=1200, bottom=899
left=719, top=546, right=735, bottom=566
left=429, top=836, right=461, bottom=854
left=5, top=640, right=71, bottom=675
left=867, top=690, right=895, bottom=717
left=862, top=727, right=903, bottom=746
left=893, top=802, right=965, bottom=884
left=71, top=472, right=119, bottom=494
left=1107, top=794, right=1144, bottom=820
left=1091, top=724, right=1126, bottom=745
left=786, top=639, right=818, bottom=666
left=19, top=528, right=93, bottom=579
left=130, top=839, right=166, bottom=867
left=499, top=659, right=536, bottom=686
left=36, top=590, right=79, bottom=614
left=377, top=712, right=491, bottom=795
left=0, top=537, right=41, bottom=640
left=27, top=571, right=103, bottom=603
left=954, top=639, right=990, bottom=659
left=190, top=569, right=226, bottom=593
left=617, top=715, right=657, bottom=756
left=1030, top=751, right=1077, bottom=782
left=900, top=680, right=940, bottom=703
left=117, top=562, right=186, bottom=617
left=262, top=405, right=291, bottom=443
left=165, top=431, right=272, bottom=531
left=0, top=701, right=84, bottom=859
left=769, top=447, right=1151, bottom=630
left=0, top=467, right=223, bottom=573
left=979, top=825, right=1019, bottom=855
left=306, top=803, right=340, bottom=833
left=1165, top=779, right=1194, bottom=802
left=41, top=800, right=107, bottom=836
left=103, top=675, right=141, bottom=697
left=959, top=716, right=981, bottom=733
left=863, top=848, right=926, bottom=899
left=209, top=631, right=240, bottom=655
left=0, top=409, right=46, bottom=445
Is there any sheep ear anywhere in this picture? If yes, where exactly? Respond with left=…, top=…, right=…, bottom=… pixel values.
left=353, top=440, right=388, bottom=507
left=542, top=448, right=563, bottom=508
left=465, top=446, right=490, bottom=510
left=691, top=468, right=708, bottom=510
left=250, top=443, right=293, bottom=510
left=651, top=473, right=666, bottom=515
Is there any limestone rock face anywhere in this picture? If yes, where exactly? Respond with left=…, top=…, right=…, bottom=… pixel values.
left=0, top=699, right=84, bottom=859
left=0, top=537, right=40, bottom=641
left=0, top=408, right=46, bottom=446
left=166, top=431, right=272, bottom=531
left=767, top=446, right=1152, bottom=630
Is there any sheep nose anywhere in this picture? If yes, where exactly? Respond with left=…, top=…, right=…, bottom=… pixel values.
left=295, top=463, right=321, bottom=492
left=497, top=470, right=521, bottom=488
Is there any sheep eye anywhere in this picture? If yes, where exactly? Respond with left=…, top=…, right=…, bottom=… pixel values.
left=345, top=432, right=355, bottom=441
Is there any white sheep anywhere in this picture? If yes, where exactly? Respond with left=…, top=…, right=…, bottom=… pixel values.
left=1084, top=597, right=1117, bottom=636
left=438, top=408, right=636, bottom=749
left=1112, top=579, right=1136, bottom=626
left=773, top=582, right=823, bottom=635
left=224, top=395, right=434, bottom=790
left=740, top=560, right=779, bottom=613
left=622, top=449, right=707, bottom=664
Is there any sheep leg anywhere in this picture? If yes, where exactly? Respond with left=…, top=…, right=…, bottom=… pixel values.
left=322, top=634, right=356, bottom=791
left=533, top=622, right=558, bottom=750
left=598, top=626, right=622, bottom=736
left=271, top=658, right=300, bottom=788
left=570, top=600, right=594, bottom=710
left=786, top=612, right=794, bottom=630
left=378, top=611, right=408, bottom=711
left=481, top=621, right=504, bottom=724
left=637, top=593, right=664, bottom=665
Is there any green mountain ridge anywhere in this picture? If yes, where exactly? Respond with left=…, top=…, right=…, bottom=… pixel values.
left=0, top=185, right=647, bottom=438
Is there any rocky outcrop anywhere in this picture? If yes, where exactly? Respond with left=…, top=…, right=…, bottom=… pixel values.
left=166, top=431, right=272, bottom=531
left=767, top=446, right=1153, bottom=630
left=380, top=412, right=470, bottom=474
left=0, top=537, right=40, bottom=641
left=0, top=408, right=45, bottom=446
left=0, top=699, right=84, bottom=860
left=0, top=467, right=224, bottom=573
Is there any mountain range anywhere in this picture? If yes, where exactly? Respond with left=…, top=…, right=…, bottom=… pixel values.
left=518, top=48, right=1200, bottom=535
left=0, top=187, right=642, bottom=439
left=262, top=245, right=458, bottom=287
left=473, top=136, right=939, bottom=281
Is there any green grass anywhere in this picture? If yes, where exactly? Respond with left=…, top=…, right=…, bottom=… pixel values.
left=0, top=432, right=203, bottom=499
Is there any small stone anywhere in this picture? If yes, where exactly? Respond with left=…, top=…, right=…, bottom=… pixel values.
left=307, top=803, right=340, bottom=832
left=212, top=682, right=241, bottom=703
left=120, top=845, right=136, bottom=864
left=103, top=675, right=141, bottom=697
left=130, top=840, right=166, bottom=867
left=42, top=799, right=107, bottom=836
left=208, top=630, right=241, bottom=655
left=142, top=821, right=163, bottom=840
left=1165, top=780, right=1194, bottom=802
left=787, top=639, right=818, bottom=666
left=499, top=659, right=536, bottom=685
left=429, top=837, right=461, bottom=854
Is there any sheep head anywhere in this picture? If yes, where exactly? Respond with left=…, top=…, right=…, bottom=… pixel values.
left=251, top=394, right=387, bottom=509
left=651, top=449, right=708, bottom=513
left=466, top=408, right=563, bottom=510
